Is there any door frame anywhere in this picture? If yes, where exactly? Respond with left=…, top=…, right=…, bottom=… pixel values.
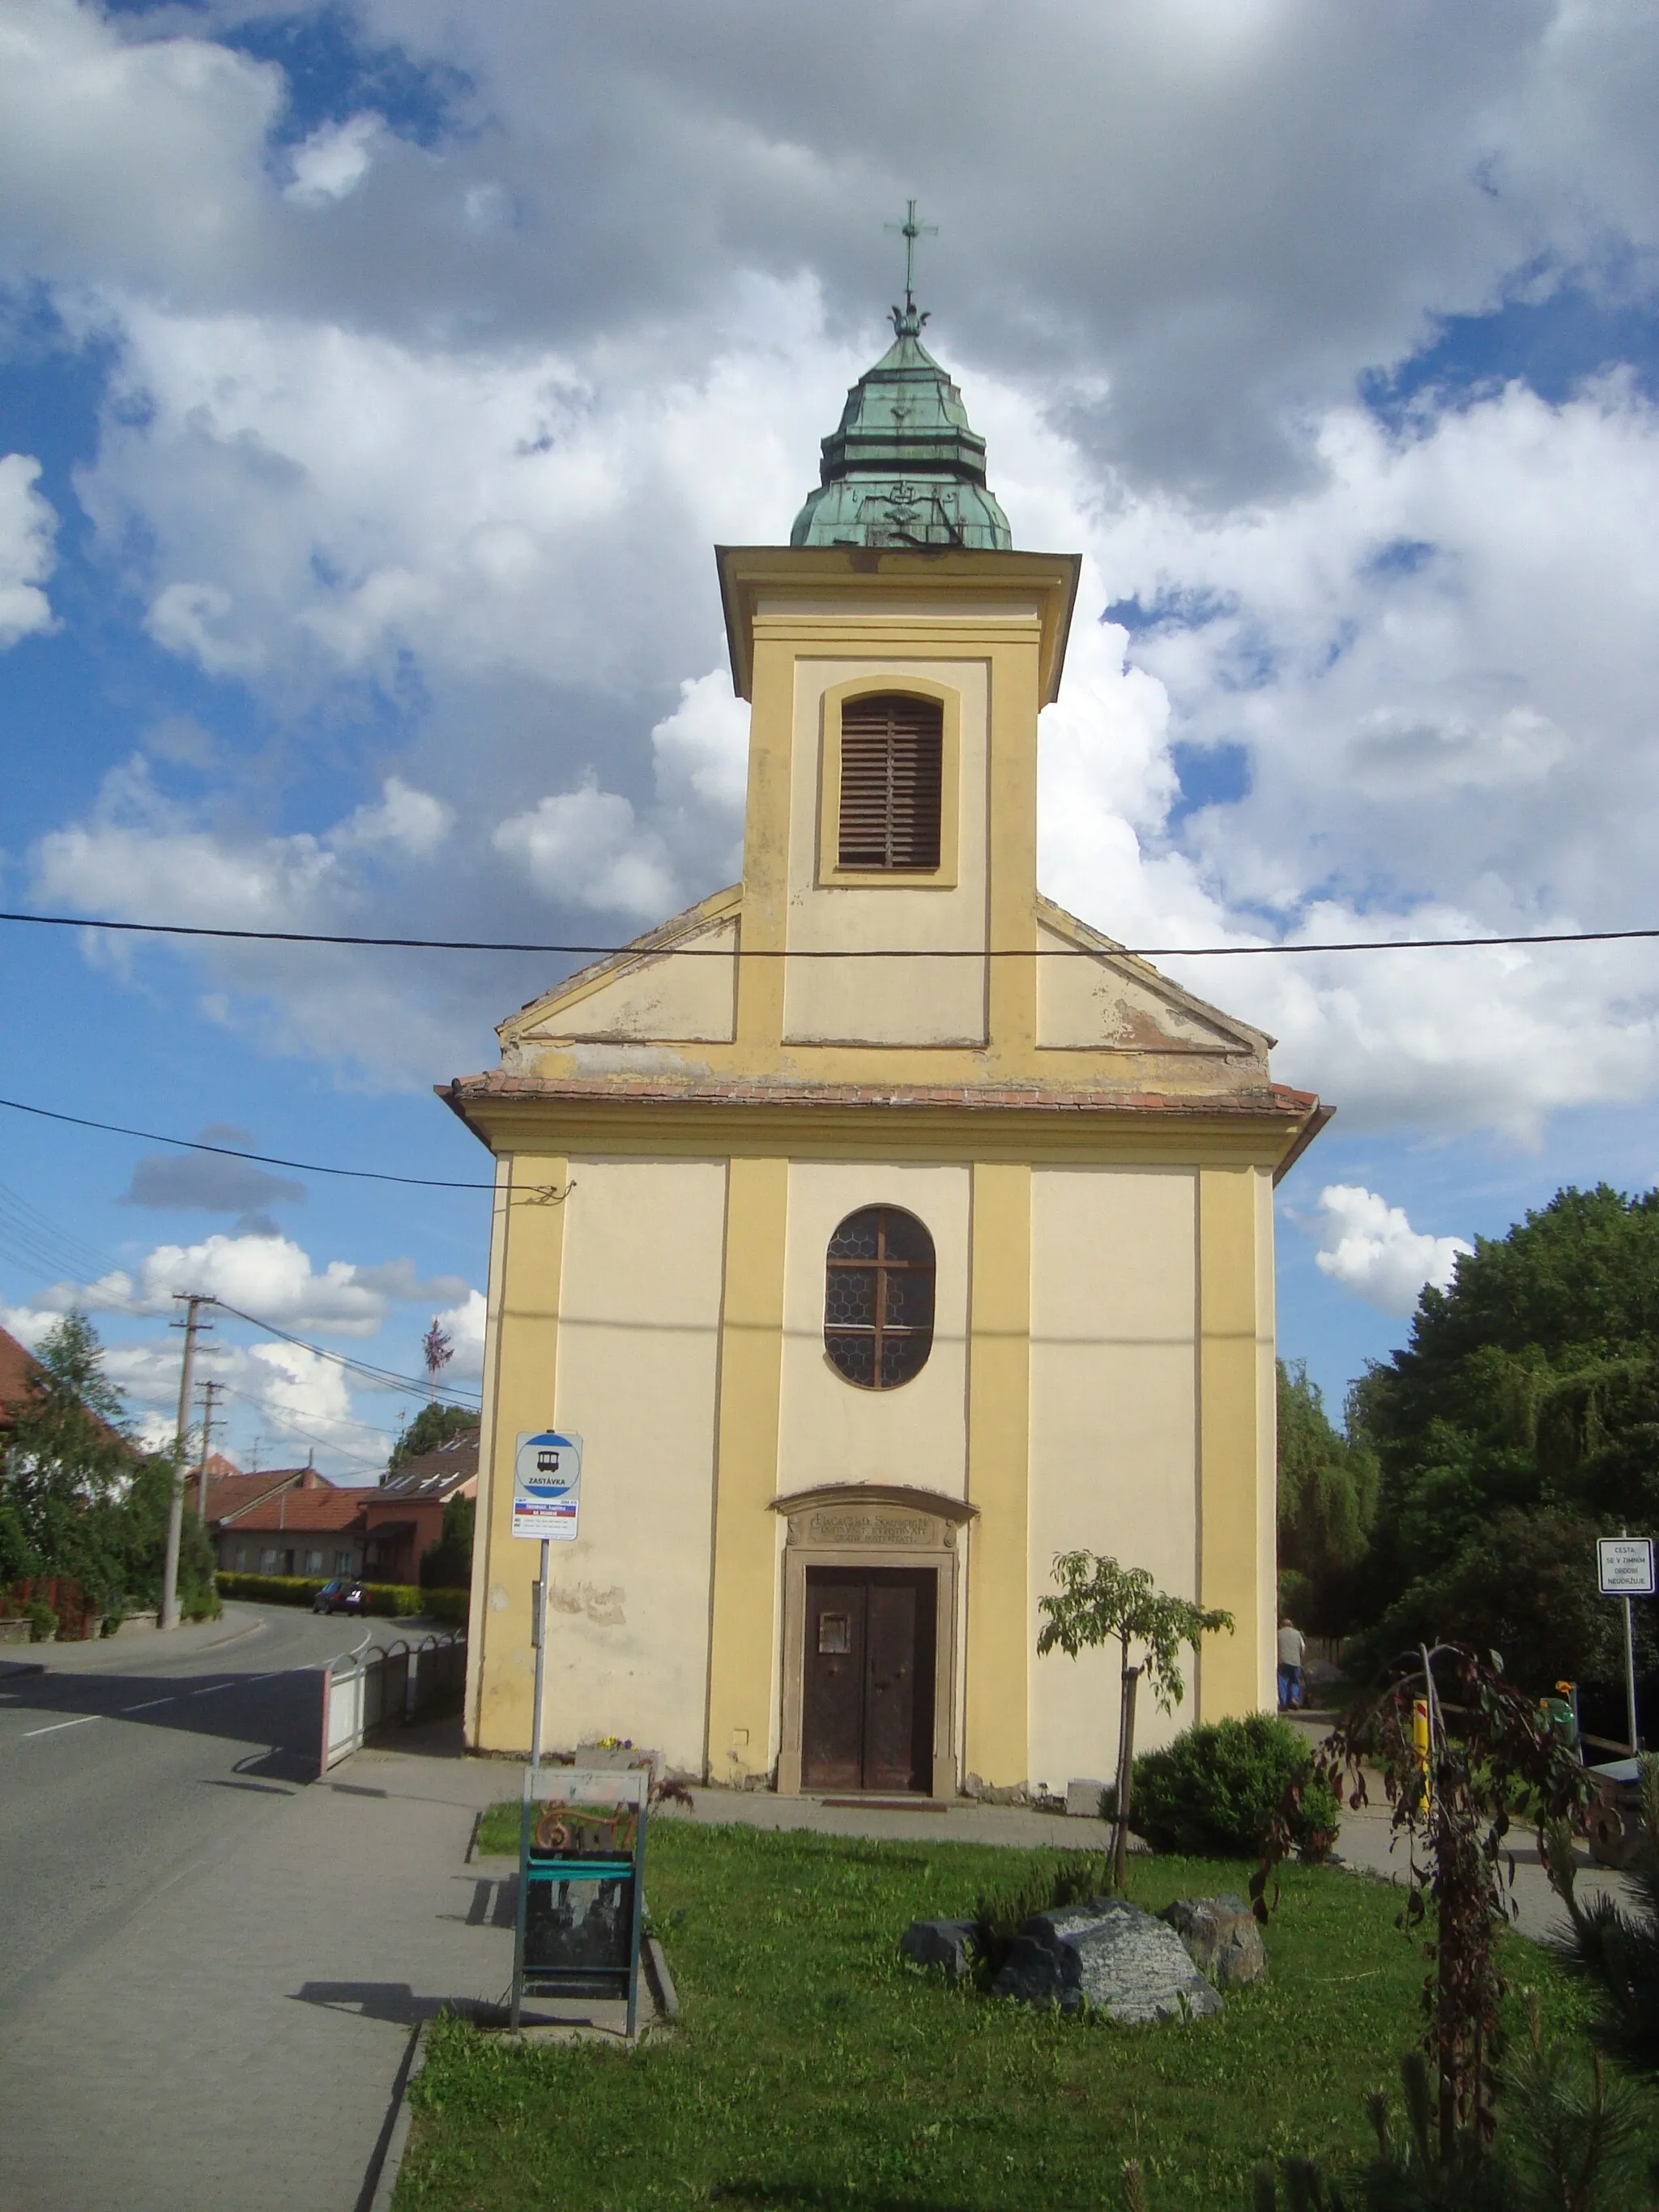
left=774, top=1484, right=974, bottom=1798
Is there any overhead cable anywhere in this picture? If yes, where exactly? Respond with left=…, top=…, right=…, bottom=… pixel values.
left=4, top=907, right=1658, bottom=959
left=0, top=1095, right=497, bottom=1191
left=207, top=1294, right=481, bottom=1405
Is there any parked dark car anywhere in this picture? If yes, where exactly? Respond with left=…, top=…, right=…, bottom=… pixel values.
left=313, top=1578, right=367, bottom=1616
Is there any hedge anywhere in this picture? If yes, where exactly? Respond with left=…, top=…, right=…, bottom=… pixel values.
left=215, top=1572, right=468, bottom=1625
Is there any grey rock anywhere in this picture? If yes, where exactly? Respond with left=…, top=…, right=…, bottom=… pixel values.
left=1158, top=1894, right=1269, bottom=1989
left=993, top=1898, right=1222, bottom=2022
left=1065, top=1777, right=1108, bottom=1818
left=900, top=1918, right=981, bottom=1980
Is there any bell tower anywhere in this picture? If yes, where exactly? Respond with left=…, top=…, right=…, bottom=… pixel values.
left=717, top=283, right=1079, bottom=1068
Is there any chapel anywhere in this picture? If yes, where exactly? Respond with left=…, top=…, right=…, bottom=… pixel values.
left=441, top=279, right=1328, bottom=1798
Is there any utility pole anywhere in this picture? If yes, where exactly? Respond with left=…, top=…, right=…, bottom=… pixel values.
left=195, top=1379, right=222, bottom=1522
left=160, top=1294, right=214, bottom=1631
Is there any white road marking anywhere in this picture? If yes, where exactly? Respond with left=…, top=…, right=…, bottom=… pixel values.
left=189, top=1681, right=234, bottom=1697
left=23, top=1715, right=104, bottom=1738
left=122, top=1696, right=177, bottom=1712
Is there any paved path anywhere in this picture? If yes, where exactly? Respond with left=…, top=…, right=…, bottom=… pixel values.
left=0, top=1606, right=515, bottom=2212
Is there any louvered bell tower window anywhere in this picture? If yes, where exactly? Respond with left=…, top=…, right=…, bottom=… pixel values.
left=837, top=693, right=944, bottom=871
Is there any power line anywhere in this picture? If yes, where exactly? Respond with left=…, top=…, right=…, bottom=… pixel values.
left=0, top=1178, right=121, bottom=1287
left=5, top=906, right=1658, bottom=959
left=0, top=1095, right=498, bottom=1191
left=209, top=1378, right=393, bottom=1475
left=209, top=1294, right=480, bottom=1405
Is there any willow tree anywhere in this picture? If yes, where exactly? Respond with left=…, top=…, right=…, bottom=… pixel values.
left=1038, top=1551, right=1233, bottom=1890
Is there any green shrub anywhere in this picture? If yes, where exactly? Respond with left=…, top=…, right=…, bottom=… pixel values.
left=215, top=1572, right=443, bottom=1620
left=1133, top=1711, right=1338, bottom=1859
left=422, top=1588, right=470, bottom=1626
left=215, top=1572, right=329, bottom=1606
left=27, top=1598, right=59, bottom=1642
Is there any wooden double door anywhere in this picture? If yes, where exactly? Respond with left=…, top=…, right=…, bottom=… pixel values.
left=800, top=1567, right=936, bottom=1795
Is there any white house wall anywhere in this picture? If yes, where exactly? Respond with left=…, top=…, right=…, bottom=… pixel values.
left=545, top=1156, right=727, bottom=1772
left=1026, top=1164, right=1200, bottom=1796
left=778, top=1159, right=971, bottom=1500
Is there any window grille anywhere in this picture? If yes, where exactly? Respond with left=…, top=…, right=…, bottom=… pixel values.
left=824, top=1205, right=936, bottom=1389
left=837, top=693, right=943, bottom=870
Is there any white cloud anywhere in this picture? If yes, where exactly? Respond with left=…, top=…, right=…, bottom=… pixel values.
left=8, top=3, right=1659, bottom=1146
left=649, top=669, right=751, bottom=823
left=492, top=668, right=749, bottom=921
left=493, top=777, right=678, bottom=923
left=1307, top=1183, right=1473, bottom=1315
left=285, top=114, right=384, bottom=207
left=332, top=776, right=454, bottom=859
left=73, top=1231, right=388, bottom=1336
left=1, top=1303, right=58, bottom=1352
left=433, top=1288, right=486, bottom=1384
left=0, top=454, right=58, bottom=647
left=34, top=756, right=338, bottom=929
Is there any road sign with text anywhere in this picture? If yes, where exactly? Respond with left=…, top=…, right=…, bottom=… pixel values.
left=1597, top=1536, right=1655, bottom=1596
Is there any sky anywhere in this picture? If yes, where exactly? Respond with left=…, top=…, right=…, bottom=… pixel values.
left=3, top=0, right=1659, bottom=1476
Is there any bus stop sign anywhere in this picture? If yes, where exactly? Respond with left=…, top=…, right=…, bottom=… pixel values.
left=514, top=1430, right=583, bottom=1542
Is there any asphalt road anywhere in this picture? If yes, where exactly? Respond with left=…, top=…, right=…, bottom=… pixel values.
left=0, top=1605, right=365, bottom=2007
left=0, top=1604, right=400, bottom=2211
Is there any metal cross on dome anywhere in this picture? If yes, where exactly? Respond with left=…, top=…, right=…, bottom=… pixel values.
left=885, top=198, right=938, bottom=319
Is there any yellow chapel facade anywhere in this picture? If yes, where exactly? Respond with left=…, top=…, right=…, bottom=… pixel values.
left=443, top=306, right=1328, bottom=1797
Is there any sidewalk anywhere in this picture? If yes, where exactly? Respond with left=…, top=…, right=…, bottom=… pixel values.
left=1, top=1720, right=518, bottom=2212
left=0, top=1606, right=273, bottom=1677
left=1282, top=1707, right=1634, bottom=1943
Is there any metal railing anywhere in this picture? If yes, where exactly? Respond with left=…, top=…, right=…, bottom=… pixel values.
left=318, top=1627, right=467, bottom=1774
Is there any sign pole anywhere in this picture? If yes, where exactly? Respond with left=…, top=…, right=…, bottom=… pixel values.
left=530, top=1536, right=550, bottom=1768
left=1624, top=1590, right=1639, bottom=1754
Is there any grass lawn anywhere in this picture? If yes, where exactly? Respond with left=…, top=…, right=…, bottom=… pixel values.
left=399, top=1814, right=1624, bottom=2211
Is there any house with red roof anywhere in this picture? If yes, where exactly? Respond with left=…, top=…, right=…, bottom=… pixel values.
left=213, top=1481, right=373, bottom=1580
left=360, top=1432, right=478, bottom=1585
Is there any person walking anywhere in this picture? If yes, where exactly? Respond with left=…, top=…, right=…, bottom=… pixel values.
left=1277, top=1616, right=1306, bottom=1710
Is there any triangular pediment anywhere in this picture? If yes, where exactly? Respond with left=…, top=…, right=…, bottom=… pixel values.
left=1034, top=896, right=1271, bottom=1059
left=503, top=886, right=741, bottom=1050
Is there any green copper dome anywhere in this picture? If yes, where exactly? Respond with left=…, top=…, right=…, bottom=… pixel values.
left=791, top=304, right=1013, bottom=552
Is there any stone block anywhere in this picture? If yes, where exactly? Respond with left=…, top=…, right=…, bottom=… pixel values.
left=993, top=1899, right=1222, bottom=2022
left=899, top=1918, right=981, bottom=1980
left=1158, top=1894, right=1268, bottom=1989
left=1065, top=1777, right=1108, bottom=1818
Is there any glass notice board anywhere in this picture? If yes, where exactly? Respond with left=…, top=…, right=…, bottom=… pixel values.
left=512, top=1765, right=649, bottom=2034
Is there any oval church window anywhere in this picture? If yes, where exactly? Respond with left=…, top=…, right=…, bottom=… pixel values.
left=824, top=1205, right=936, bottom=1390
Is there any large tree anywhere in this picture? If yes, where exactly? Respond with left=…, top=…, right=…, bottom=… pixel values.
left=1348, top=1186, right=1659, bottom=1708
left=2, top=1312, right=214, bottom=1617
left=1357, top=1186, right=1659, bottom=1592
left=1277, top=1359, right=1377, bottom=1633
left=387, top=1400, right=478, bottom=1475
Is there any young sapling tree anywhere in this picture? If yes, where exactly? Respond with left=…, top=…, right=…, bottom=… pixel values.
left=1037, top=1550, right=1233, bottom=1890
